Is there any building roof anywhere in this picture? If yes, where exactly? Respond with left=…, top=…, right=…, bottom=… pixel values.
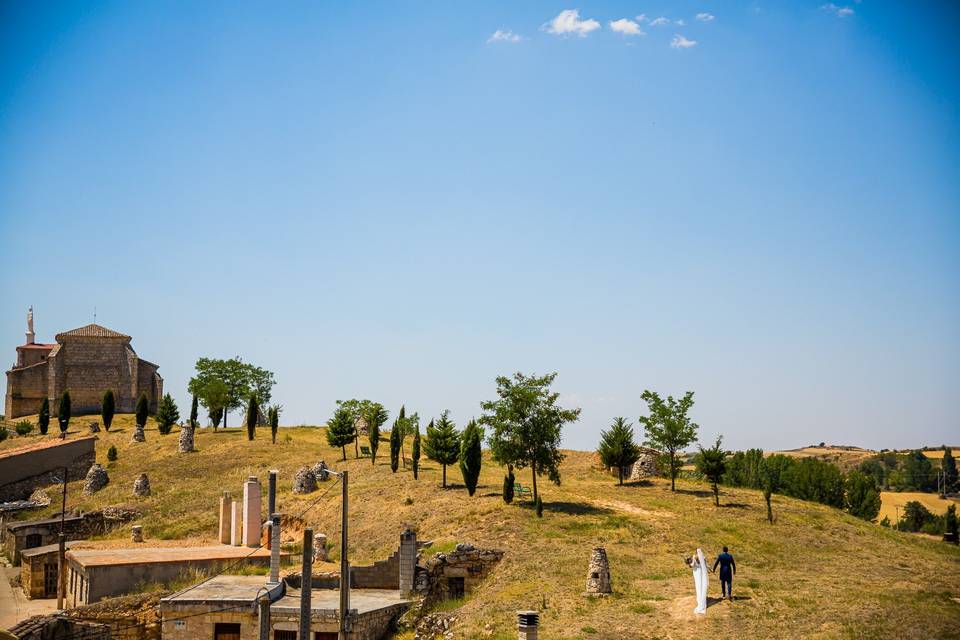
left=17, top=343, right=55, bottom=350
left=55, top=324, right=130, bottom=340
left=163, top=575, right=284, bottom=605
left=66, top=545, right=275, bottom=568
left=0, top=436, right=97, bottom=462
left=20, top=541, right=75, bottom=558
left=5, top=515, right=85, bottom=531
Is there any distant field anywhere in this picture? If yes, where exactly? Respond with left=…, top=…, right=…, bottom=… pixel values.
left=879, top=491, right=960, bottom=523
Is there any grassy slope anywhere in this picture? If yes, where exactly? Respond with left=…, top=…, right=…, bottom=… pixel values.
left=5, top=415, right=960, bottom=640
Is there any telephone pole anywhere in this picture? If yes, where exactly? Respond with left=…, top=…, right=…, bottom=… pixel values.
left=57, top=466, right=67, bottom=610
left=339, top=470, right=349, bottom=640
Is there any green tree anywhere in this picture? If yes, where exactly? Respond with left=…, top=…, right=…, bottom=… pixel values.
left=760, top=455, right=791, bottom=524
left=597, top=417, right=641, bottom=485
left=209, top=406, right=224, bottom=430
left=107, top=445, right=118, bottom=462
left=942, top=448, right=958, bottom=494
left=38, top=397, right=50, bottom=435
left=459, top=419, right=483, bottom=496
left=101, top=390, right=115, bottom=431
left=424, top=411, right=460, bottom=488
left=411, top=424, right=421, bottom=480
left=637, top=390, right=699, bottom=491
left=363, top=403, right=388, bottom=465
left=502, top=466, right=515, bottom=504
left=902, top=450, right=936, bottom=492
left=337, top=399, right=373, bottom=457
left=403, top=412, right=419, bottom=468
left=724, top=449, right=765, bottom=489
left=899, top=500, right=935, bottom=532
left=481, top=372, right=581, bottom=502
left=845, top=470, right=881, bottom=521
left=188, top=357, right=275, bottom=428
left=57, top=390, right=71, bottom=436
left=695, top=436, right=728, bottom=506
left=189, top=395, right=199, bottom=428
left=857, top=458, right=886, bottom=489
left=245, top=395, right=259, bottom=441
left=269, top=405, right=281, bottom=444
left=390, top=416, right=402, bottom=473
left=135, top=392, right=149, bottom=428
left=326, top=407, right=356, bottom=460
left=156, top=393, right=180, bottom=435
left=945, top=504, right=958, bottom=544
left=782, top=457, right=845, bottom=508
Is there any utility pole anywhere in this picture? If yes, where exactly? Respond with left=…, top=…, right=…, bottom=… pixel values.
left=339, top=470, right=349, bottom=640
left=57, top=466, right=67, bottom=609
left=300, top=528, right=313, bottom=640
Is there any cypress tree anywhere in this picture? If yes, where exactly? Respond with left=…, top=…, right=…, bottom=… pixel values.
left=945, top=504, right=958, bottom=544
left=423, top=411, right=460, bottom=488
left=942, top=448, right=958, bottom=494
left=397, top=406, right=407, bottom=468
left=365, top=403, right=388, bottom=465
left=210, top=406, right=223, bottom=430
left=190, top=395, right=199, bottom=428
left=412, top=425, right=421, bottom=480
left=135, top=392, right=149, bottom=429
left=156, top=393, right=180, bottom=435
left=101, top=390, right=115, bottom=431
left=459, top=419, right=483, bottom=496
left=269, top=406, right=279, bottom=444
left=326, top=407, right=356, bottom=460
left=695, top=436, right=729, bottom=507
left=390, top=418, right=402, bottom=473
left=597, top=417, right=641, bottom=485
left=38, top=397, right=50, bottom=435
left=57, top=390, right=71, bottom=437
left=502, top=466, right=515, bottom=504
left=245, top=395, right=258, bottom=441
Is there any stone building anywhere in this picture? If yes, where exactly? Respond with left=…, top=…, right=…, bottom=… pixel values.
left=20, top=541, right=74, bottom=599
left=4, top=309, right=163, bottom=419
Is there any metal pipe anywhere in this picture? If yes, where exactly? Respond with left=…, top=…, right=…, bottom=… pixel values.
left=339, top=471, right=349, bottom=639
left=268, top=470, right=278, bottom=517
left=300, top=528, right=313, bottom=640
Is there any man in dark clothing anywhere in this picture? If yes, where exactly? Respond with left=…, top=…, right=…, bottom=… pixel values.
left=712, top=546, right=736, bottom=600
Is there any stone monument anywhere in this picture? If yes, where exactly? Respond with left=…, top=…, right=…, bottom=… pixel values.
left=131, top=525, right=144, bottom=543
left=242, top=476, right=261, bottom=547
left=293, top=467, right=318, bottom=494
left=131, top=423, right=146, bottom=443
left=178, top=424, right=195, bottom=453
left=82, top=464, right=109, bottom=495
left=133, top=473, right=151, bottom=497
left=585, top=547, right=612, bottom=595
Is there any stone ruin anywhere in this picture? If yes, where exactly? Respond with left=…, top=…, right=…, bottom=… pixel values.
left=82, top=464, right=109, bottom=495
left=131, top=423, right=146, bottom=443
left=133, top=473, right=151, bottom=497
left=293, top=467, right=318, bottom=494
left=585, top=547, right=611, bottom=595
left=414, top=542, right=505, bottom=602
left=177, top=425, right=195, bottom=453
left=313, top=532, right=328, bottom=562
left=313, top=461, right=330, bottom=482
left=88, top=421, right=100, bottom=434
left=625, top=449, right=661, bottom=482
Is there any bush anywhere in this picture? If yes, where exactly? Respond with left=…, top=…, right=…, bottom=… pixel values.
left=0, top=426, right=8, bottom=442
left=15, top=420, right=33, bottom=436
left=107, top=445, right=118, bottom=462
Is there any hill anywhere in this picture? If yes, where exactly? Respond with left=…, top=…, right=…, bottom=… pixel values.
left=4, top=415, right=960, bottom=639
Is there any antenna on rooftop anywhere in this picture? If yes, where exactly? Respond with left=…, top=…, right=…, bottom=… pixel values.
left=94, top=307, right=97, bottom=323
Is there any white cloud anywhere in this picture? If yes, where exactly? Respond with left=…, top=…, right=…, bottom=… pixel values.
left=675, top=19, right=686, bottom=26
left=487, top=29, right=522, bottom=44
left=609, top=18, right=645, bottom=36
left=542, top=9, right=601, bottom=37
left=670, top=34, right=697, bottom=49
left=820, top=3, right=854, bottom=17
left=636, top=13, right=648, bottom=22
left=649, top=16, right=670, bottom=26
left=696, top=12, right=716, bottom=22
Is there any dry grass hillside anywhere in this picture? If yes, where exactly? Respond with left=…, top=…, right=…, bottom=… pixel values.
left=4, top=415, right=960, bottom=639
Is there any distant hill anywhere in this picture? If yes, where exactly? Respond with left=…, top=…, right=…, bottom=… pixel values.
left=4, top=415, right=960, bottom=639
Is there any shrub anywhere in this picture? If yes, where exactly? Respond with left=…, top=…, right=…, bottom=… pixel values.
left=107, top=445, right=118, bottom=462
left=15, top=420, right=33, bottom=436
left=0, top=426, right=8, bottom=442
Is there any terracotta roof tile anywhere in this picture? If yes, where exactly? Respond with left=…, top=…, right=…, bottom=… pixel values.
left=56, top=324, right=130, bottom=340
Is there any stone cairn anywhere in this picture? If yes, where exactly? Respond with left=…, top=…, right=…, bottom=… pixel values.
left=585, top=547, right=612, bottom=595
left=83, top=464, right=110, bottom=495
left=131, top=422, right=146, bottom=443
left=133, top=473, right=151, bottom=497
left=293, top=467, right=318, bottom=494
left=131, top=525, right=144, bottom=543
left=313, top=461, right=330, bottom=482
left=313, top=533, right=328, bottom=562
left=88, top=421, right=100, bottom=434
left=178, top=424, right=195, bottom=453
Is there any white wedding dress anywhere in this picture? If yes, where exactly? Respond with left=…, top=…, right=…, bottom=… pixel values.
left=693, top=548, right=709, bottom=614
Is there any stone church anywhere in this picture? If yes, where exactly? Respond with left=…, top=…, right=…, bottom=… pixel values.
left=4, top=309, right=163, bottom=419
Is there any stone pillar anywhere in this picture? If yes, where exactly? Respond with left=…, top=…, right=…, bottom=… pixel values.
left=231, top=500, right=243, bottom=546
left=243, top=476, right=261, bottom=547
left=218, top=493, right=232, bottom=544
left=313, top=533, right=327, bottom=563
left=258, top=594, right=270, bottom=640
left=131, top=525, right=143, bottom=543
left=399, top=528, right=417, bottom=597
left=517, top=611, right=539, bottom=640
left=585, top=547, right=611, bottom=595
left=269, top=514, right=281, bottom=583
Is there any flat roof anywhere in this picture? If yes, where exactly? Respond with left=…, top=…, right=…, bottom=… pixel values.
left=5, top=515, right=85, bottom=530
left=66, top=545, right=274, bottom=568
left=0, top=436, right=96, bottom=460
left=20, top=541, right=75, bottom=558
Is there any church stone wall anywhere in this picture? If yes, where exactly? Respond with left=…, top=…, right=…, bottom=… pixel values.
left=54, top=337, right=132, bottom=415
left=4, top=361, right=48, bottom=419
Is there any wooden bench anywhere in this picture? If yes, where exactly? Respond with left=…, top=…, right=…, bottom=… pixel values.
left=513, top=483, right=532, bottom=500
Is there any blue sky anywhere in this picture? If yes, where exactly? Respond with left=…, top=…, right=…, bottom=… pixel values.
left=1, top=2, right=957, bottom=451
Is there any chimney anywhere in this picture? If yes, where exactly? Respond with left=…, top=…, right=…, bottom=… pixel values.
left=269, top=514, right=281, bottom=583
left=517, top=611, right=539, bottom=640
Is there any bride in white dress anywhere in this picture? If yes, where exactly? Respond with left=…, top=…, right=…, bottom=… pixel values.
left=691, top=548, right=709, bottom=614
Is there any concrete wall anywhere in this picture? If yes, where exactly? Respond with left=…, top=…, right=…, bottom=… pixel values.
left=0, top=437, right=96, bottom=502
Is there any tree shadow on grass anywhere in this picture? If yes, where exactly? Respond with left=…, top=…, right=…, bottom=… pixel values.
left=537, top=501, right=614, bottom=516
left=674, top=488, right=713, bottom=498
left=480, top=492, right=503, bottom=498
left=623, top=480, right=653, bottom=488
left=720, top=503, right=750, bottom=509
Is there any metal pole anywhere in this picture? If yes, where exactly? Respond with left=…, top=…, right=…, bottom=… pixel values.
left=258, top=594, right=271, bottom=640
left=339, top=470, right=349, bottom=640
left=57, top=466, right=67, bottom=609
left=268, top=470, right=278, bottom=518
left=300, top=528, right=313, bottom=640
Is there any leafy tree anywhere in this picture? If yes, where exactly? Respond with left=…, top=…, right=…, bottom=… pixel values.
left=481, top=372, right=581, bottom=502
left=101, top=390, right=115, bottom=431
left=857, top=458, right=886, bottom=489
left=502, top=466, right=515, bottom=504
left=411, top=424, right=421, bottom=480
left=782, top=457, right=845, bottom=508
left=245, top=395, right=259, bottom=441
left=326, top=407, right=356, bottom=460
left=695, top=436, right=728, bottom=506
left=156, top=393, right=180, bottom=435
left=637, top=390, right=698, bottom=491
left=459, top=419, right=483, bottom=496
left=38, top=397, right=50, bottom=435
left=135, top=392, right=149, bottom=428
left=724, top=449, right=766, bottom=489
left=364, top=403, right=388, bottom=465
left=597, top=417, right=641, bottom=485
left=269, top=405, right=281, bottom=444
left=945, top=504, right=958, bottom=544
left=424, top=411, right=460, bottom=488
left=899, top=500, right=935, bottom=532
left=390, top=416, right=402, bottom=473
left=107, top=445, right=118, bottom=462
left=57, top=390, right=71, bottom=436
left=902, top=450, right=936, bottom=492
left=209, top=406, right=223, bottom=430
left=337, top=399, right=373, bottom=457
left=845, top=470, right=881, bottom=521
left=189, top=395, right=199, bottom=428
left=188, top=357, right=275, bottom=428
left=942, top=448, right=958, bottom=494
